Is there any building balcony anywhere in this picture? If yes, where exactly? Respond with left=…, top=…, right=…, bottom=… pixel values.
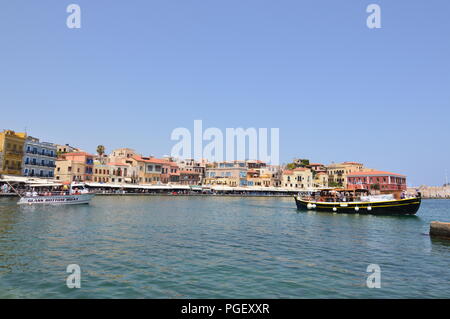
left=26, top=150, right=57, bottom=157
left=5, top=150, right=23, bottom=156
left=24, top=162, right=56, bottom=168
left=2, top=168, right=21, bottom=175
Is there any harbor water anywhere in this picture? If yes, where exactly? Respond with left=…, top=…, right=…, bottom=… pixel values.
left=0, top=196, right=449, bottom=298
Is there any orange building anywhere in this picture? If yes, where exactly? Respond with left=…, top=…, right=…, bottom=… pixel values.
left=55, top=152, right=94, bottom=182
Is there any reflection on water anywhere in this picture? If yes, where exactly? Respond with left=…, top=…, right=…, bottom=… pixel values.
left=0, top=196, right=449, bottom=298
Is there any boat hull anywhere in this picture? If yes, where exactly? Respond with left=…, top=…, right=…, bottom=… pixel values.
left=17, top=193, right=95, bottom=205
left=294, top=196, right=421, bottom=215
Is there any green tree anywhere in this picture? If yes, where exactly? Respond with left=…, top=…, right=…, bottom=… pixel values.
left=96, top=145, right=105, bottom=157
left=329, top=181, right=342, bottom=188
left=286, top=163, right=297, bottom=170
left=299, top=159, right=310, bottom=167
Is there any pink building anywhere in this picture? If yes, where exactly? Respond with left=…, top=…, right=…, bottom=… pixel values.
left=347, top=171, right=407, bottom=191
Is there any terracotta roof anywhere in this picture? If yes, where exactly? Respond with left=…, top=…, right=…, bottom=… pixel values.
left=64, top=152, right=93, bottom=157
left=283, top=170, right=293, bottom=175
left=293, top=167, right=309, bottom=171
left=347, top=171, right=405, bottom=177
left=132, top=155, right=167, bottom=164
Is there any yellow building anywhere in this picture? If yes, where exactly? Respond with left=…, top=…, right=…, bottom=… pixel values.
left=314, top=172, right=329, bottom=188
left=326, top=162, right=364, bottom=188
left=282, top=168, right=313, bottom=189
left=0, top=130, right=27, bottom=176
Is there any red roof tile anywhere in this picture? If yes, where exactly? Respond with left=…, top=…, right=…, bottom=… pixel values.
left=132, top=155, right=167, bottom=164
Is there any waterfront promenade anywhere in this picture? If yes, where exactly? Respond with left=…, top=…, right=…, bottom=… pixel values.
left=1, top=177, right=448, bottom=198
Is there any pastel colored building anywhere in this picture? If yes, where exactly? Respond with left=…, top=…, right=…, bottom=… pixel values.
left=55, top=152, right=94, bottom=182
left=179, top=170, right=201, bottom=185
left=22, top=136, right=57, bottom=178
left=313, top=171, right=328, bottom=188
left=177, top=158, right=206, bottom=183
left=282, top=168, right=313, bottom=189
left=160, top=161, right=180, bottom=184
left=56, top=144, right=79, bottom=154
left=108, top=148, right=138, bottom=164
left=129, top=155, right=165, bottom=184
left=0, top=130, right=27, bottom=176
left=93, top=161, right=136, bottom=184
left=326, top=161, right=365, bottom=187
left=347, top=171, right=407, bottom=191
left=204, top=161, right=247, bottom=187
left=93, top=163, right=111, bottom=183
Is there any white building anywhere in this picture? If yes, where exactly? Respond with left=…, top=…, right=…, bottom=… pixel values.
left=23, top=136, right=57, bottom=178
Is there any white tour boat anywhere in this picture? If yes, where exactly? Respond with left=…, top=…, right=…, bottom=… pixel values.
left=17, top=182, right=95, bottom=205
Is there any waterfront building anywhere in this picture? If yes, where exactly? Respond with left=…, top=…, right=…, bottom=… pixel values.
left=56, top=144, right=79, bottom=155
left=22, top=136, right=57, bottom=178
left=282, top=167, right=313, bottom=189
left=93, top=161, right=138, bottom=184
left=326, top=161, right=365, bottom=187
left=129, top=155, right=165, bottom=184
left=204, top=161, right=248, bottom=187
left=177, top=158, right=206, bottom=183
left=179, top=170, right=201, bottom=185
left=160, top=160, right=180, bottom=184
left=247, top=169, right=273, bottom=187
left=108, top=148, right=138, bottom=164
left=93, top=163, right=111, bottom=183
left=55, top=152, right=94, bottom=182
left=0, top=130, right=27, bottom=176
left=313, top=172, right=328, bottom=188
left=246, top=162, right=282, bottom=187
left=109, top=162, right=137, bottom=184
left=347, top=171, right=407, bottom=191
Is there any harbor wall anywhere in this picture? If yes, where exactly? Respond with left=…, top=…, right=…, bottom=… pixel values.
left=408, top=186, right=450, bottom=199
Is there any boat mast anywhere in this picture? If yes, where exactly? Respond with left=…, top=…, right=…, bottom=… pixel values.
left=4, top=180, right=23, bottom=198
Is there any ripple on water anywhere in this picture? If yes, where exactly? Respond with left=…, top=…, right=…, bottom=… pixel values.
left=0, top=196, right=449, bottom=298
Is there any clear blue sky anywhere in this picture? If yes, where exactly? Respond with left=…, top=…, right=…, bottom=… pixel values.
left=1, top=1, right=449, bottom=186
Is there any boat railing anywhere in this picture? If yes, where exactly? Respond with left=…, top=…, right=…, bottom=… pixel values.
left=300, top=193, right=419, bottom=203
left=24, top=190, right=93, bottom=197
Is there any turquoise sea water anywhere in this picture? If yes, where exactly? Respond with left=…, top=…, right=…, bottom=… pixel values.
left=0, top=196, right=449, bottom=298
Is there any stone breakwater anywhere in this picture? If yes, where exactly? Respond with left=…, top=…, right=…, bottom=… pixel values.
left=408, top=186, right=450, bottom=199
